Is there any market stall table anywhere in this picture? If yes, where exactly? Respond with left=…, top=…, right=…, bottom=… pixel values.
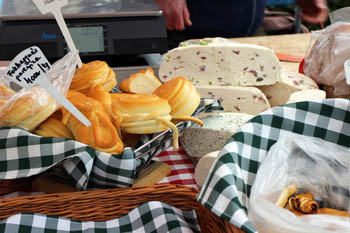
left=0, top=33, right=313, bottom=233
left=0, top=33, right=312, bottom=191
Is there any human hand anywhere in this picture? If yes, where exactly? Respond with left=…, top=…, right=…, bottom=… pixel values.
left=154, top=0, right=192, bottom=31
left=298, top=0, right=328, bottom=24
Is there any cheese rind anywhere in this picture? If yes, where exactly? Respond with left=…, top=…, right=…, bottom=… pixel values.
left=258, top=69, right=319, bottom=107
left=196, top=85, right=270, bottom=115
left=287, top=90, right=326, bottom=104
left=181, top=113, right=253, bottom=158
left=159, top=38, right=281, bottom=86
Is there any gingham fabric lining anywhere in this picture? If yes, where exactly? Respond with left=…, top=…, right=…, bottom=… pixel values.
left=198, top=99, right=350, bottom=233
left=0, top=98, right=221, bottom=191
left=155, top=147, right=198, bottom=188
left=0, top=201, right=201, bottom=233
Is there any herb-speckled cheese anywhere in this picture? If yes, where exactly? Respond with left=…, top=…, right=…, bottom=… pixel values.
left=196, top=85, right=270, bottom=115
left=159, top=38, right=281, bottom=86
left=258, top=69, right=320, bottom=107
left=180, top=113, right=253, bottom=158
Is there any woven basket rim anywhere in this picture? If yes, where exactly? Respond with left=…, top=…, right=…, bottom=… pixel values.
left=0, top=184, right=243, bottom=233
left=0, top=184, right=197, bottom=202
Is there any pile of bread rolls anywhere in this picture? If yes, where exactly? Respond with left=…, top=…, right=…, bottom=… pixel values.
left=0, top=61, right=203, bottom=154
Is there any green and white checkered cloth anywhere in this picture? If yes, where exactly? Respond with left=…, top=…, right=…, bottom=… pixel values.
left=0, top=98, right=221, bottom=190
left=0, top=128, right=136, bottom=190
left=0, top=201, right=201, bottom=233
left=198, top=99, right=350, bottom=233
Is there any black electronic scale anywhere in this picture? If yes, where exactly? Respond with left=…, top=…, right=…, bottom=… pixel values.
left=0, top=0, right=167, bottom=70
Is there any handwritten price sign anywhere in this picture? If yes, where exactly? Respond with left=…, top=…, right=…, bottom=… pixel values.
left=6, top=47, right=51, bottom=88
left=5, top=46, right=91, bottom=127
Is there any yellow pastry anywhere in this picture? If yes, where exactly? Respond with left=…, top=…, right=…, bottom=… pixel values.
left=70, top=61, right=117, bottom=94
left=0, top=86, right=57, bottom=131
left=34, top=116, right=74, bottom=139
left=111, top=93, right=202, bottom=149
left=62, top=90, right=123, bottom=154
left=153, top=77, right=201, bottom=117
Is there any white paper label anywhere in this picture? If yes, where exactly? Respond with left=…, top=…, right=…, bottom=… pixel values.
left=345, top=59, right=350, bottom=85
left=6, top=46, right=51, bottom=88
left=32, top=0, right=68, bottom=14
left=5, top=46, right=91, bottom=127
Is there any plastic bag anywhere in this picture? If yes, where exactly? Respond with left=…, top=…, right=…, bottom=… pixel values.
left=0, top=50, right=78, bottom=131
left=303, top=22, right=350, bottom=96
left=249, top=135, right=350, bottom=233
left=0, top=68, right=14, bottom=105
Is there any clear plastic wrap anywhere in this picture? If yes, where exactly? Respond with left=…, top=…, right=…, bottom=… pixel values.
left=0, top=68, right=14, bottom=105
left=303, top=22, right=350, bottom=96
left=0, top=51, right=78, bottom=131
left=249, top=135, right=350, bottom=233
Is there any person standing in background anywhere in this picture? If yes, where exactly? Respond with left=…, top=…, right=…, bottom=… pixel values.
left=155, top=0, right=329, bottom=49
left=154, top=0, right=267, bottom=48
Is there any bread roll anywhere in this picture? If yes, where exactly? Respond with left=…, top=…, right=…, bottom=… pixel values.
left=62, top=91, right=123, bottom=154
left=0, top=84, right=15, bottom=99
left=86, top=84, right=113, bottom=114
left=153, top=77, right=200, bottom=117
left=0, top=84, right=15, bottom=108
left=70, top=61, right=117, bottom=94
left=111, top=93, right=180, bottom=148
left=120, top=68, right=161, bottom=94
left=0, top=86, right=57, bottom=131
left=34, top=116, right=74, bottom=139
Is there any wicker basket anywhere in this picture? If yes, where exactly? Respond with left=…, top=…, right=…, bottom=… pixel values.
left=0, top=184, right=243, bottom=233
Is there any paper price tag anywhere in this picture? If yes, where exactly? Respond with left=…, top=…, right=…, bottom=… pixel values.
left=5, top=46, right=91, bottom=127
left=345, top=59, right=350, bottom=85
left=32, top=0, right=83, bottom=67
left=6, top=47, right=51, bottom=88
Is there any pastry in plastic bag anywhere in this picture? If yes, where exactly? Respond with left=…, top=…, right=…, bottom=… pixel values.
left=249, top=135, right=350, bottom=233
left=0, top=83, right=15, bottom=107
left=0, top=87, right=57, bottom=131
left=0, top=51, right=78, bottom=131
left=288, top=192, right=319, bottom=214
left=303, top=22, right=350, bottom=97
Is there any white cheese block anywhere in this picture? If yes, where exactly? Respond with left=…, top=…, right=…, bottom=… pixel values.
left=258, top=69, right=319, bottom=107
left=181, top=113, right=253, bottom=158
left=195, top=151, right=220, bottom=187
left=159, top=38, right=281, bottom=86
left=196, top=85, right=270, bottom=115
left=287, top=90, right=326, bottom=104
